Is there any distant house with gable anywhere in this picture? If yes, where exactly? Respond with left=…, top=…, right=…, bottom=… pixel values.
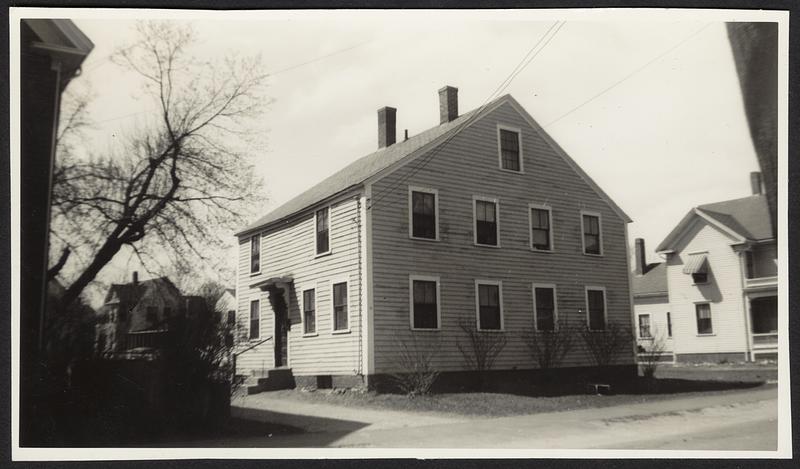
left=96, top=272, right=200, bottom=354
left=633, top=172, right=777, bottom=363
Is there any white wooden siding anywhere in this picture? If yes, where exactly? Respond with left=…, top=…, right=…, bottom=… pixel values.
left=665, top=219, right=748, bottom=356
left=633, top=295, right=673, bottom=352
left=236, top=193, right=364, bottom=376
left=369, top=101, right=634, bottom=373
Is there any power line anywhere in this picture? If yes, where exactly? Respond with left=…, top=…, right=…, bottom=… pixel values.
left=368, top=21, right=565, bottom=210
left=543, top=23, right=713, bottom=128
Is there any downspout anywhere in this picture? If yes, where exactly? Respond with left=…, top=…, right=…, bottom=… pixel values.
left=355, top=195, right=364, bottom=378
left=623, top=224, right=638, bottom=369
left=737, top=249, right=753, bottom=361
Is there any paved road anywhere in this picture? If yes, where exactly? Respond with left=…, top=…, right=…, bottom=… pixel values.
left=222, top=386, right=778, bottom=450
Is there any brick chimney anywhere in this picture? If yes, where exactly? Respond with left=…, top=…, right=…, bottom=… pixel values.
left=438, top=86, right=458, bottom=123
left=132, top=271, right=139, bottom=285
left=377, top=106, right=396, bottom=149
left=750, top=171, right=763, bottom=195
left=634, top=238, right=647, bottom=276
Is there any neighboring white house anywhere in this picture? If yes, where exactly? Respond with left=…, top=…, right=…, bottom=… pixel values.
left=234, top=86, right=635, bottom=390
left=215, top=288, right=237, bottom=327
left=641, top=172, right=777, bottom=363
left=631, top=239, right=673, bottom=361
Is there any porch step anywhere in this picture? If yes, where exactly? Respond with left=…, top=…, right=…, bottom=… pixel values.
left=246, top=368, right=295, bottom=394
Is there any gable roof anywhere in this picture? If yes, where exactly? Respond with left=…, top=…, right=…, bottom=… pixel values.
left=631, top=262, right=668, bottom=297
left=238, top=94, right=631, bottom=236
left=656, top=194, right=772, bottom=252
left=102, top=277, right=181, bottom=307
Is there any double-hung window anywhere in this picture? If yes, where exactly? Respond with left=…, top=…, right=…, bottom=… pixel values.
left=530, top=205, right=553, bottom=251
left=332, top=282, right=348, bottom=332
left=410, top=276, right=439, bottom=329
left=638, top=314, right=652, bottom=338
left=315, top=207, right=330, bottom=255
left=302, top=289, right=316, bottom=335
left=585, top=287, right=606, bottom=331
left=409, top=188, right=438, bottom=240
left=476, top=281, right=503, bottom=331
left=498, top=126, right=522, bottom=172
left=250, top=234, right=261, bottom=273
left=532, top=285, right=556, bottom=331
left=474, top=198, right=499, bottom=246
left=581, top=212, right=602, bottom=255
left=696, top=303, right=713, bottom=335
left=249, top=300, right=260, bottom=339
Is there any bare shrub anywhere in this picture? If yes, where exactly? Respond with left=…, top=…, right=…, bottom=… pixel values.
left=524, top=319, right=576, bottom=370
left=388, top=336, right=441, bottom=397
left=637, top=325, right=669, bottom=379
left=580, top=321, right=633, bottom=369
left=456, top=320, right=507, bottom=372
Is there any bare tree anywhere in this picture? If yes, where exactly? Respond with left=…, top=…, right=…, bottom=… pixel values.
left=637, top=324, right=669, bottom=379
left=388, top=336, right=441, bottom=397
left=579, top=322, right=634, bottom=369
left=524, top=319, right=576, bottom=371
left=49, top=21, right=268, bottom=309
left=456, top=319, right=507, bottom=373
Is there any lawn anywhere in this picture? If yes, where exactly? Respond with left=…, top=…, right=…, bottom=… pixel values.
left=267, top=378, right=774, bottom=419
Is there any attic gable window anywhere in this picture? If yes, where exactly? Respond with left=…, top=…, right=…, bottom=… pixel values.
left=474, top=197, right=499, bottom=247
left=498, top=126, right=522, bottom=172
left=250, top=234, right=261, bottom=274
left=409, top=187, right=438, bottom=240
left=581, top=212, right=602, bottom=255
left=315, top=207, right=330, bottom=255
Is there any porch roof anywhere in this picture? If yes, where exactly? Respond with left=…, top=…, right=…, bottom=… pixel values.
left=249, top=276, right=294, bottom=290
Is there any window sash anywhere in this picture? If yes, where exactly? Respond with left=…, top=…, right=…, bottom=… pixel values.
left=411, top=191, right=436, bottom=239
left=476, top=201, right=498, bottom=246
left=303, top=289, right=316, bottom=334
left=316, top=208, right=330, bottom=254
left=499, top=129, right=520, bottom=171
left=478, top=284, right=501, bottom=330
left=250, top=235, right=260, bottom=273
left=412, top=280, right=438, bottom=329
left=333, top=282, right=348, bottom=330
left=639, top=315, right=651, bottom=338
left=249, top=300, right=260, bottom=339
left=531, top=208, right=551, bottom=250
left=696, top=304, right=713, bottom=334
left=582, top=214, right=600, bottom=254
left=534, top=287, right=555, bottom=331
left=587, top=289, right=606, bottom=330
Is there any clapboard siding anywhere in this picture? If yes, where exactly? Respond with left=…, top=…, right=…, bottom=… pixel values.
left=236, top=193, right=364, bottom=376
left=369, top=101, right=633, bottom=373
left=665, top=219, right=748, bottom=356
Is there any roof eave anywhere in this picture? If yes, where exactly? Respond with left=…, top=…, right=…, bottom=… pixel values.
left=234, top=183, right=363, bottom=238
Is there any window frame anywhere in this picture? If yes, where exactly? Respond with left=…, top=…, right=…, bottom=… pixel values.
left=408, top=186, right=440, bottom=241
left=496, top=124, right=524, bottom=173
left=250, top=233, right=261, bottom=275
left=315, top=206, right=332, bottom=257
left=249, top=299, right=260, bottom=340
left=301, top=288, right=317, bottom=337
left=584, top=286, right=608, bottom=331
left=473, top=196, right=501, bottom=248
left=638, top=313, right=652, bottom=339
left=474, top=279, right=504, bottom=332
left=695, top=302, right=714, bottom=336
left=528, top=204, right=554, bottom=252
left=580, top=211, right=603, bottom=256
left=532, top=283, right=558, bottom=332
left=666, top=311, right=673, bottom=338
left=330, top=279, right=350, bottom=334
left=408, top=274, right=441, bottom=331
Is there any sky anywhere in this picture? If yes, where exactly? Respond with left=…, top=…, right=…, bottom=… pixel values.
left=62, top=10, right=764, bottom=292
